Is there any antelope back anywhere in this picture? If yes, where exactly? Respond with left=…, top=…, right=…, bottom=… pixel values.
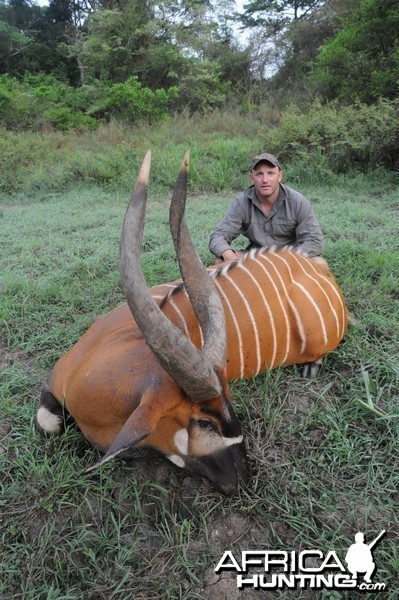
left=161, top=247, right=348, bottom=379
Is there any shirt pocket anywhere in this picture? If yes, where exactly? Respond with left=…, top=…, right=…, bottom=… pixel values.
left=270, top=220, right=297, bottom=240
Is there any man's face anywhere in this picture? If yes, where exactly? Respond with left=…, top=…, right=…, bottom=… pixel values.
left=249, top=161, right=283, bottom=202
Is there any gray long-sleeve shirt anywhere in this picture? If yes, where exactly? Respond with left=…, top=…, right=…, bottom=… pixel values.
left=209, top=183, right=324, bottom=258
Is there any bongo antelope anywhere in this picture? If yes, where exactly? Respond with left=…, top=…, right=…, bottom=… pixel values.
left=36, top=151, right=348, bottom=494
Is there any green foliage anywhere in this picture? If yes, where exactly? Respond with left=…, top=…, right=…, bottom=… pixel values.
left=104, top=76, right=178, bottom=122
left=0, top=116, right=254, bottom=197
left=0, top=75, right=36, bottom=129
left=241, top=0, right=323, bottom=27
left=0, top=17, right=30, bottom=56
left=74, top=7, right=145, bottom=83
left=0, top=73, right=179, bottom=131
left=0, top=0, right=80, bottom=83
left=313, top=0, right=399, bottom=102
left=1, top=0, right=399, bottom=116
left=42, top=106, right=96, bottom=131
left=269, top=98, right=399, bottom=175
left=72, top=1, right=241, bottom=111
left=0, top=74, right=95, bottom=130
left=176, top=59, right=230, bottom=112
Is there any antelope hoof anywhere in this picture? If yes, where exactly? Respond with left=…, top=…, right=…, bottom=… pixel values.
left=301, top=359, right=323, bottom=378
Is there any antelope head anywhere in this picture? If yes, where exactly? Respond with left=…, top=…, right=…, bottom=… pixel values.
left=88, top=151, right=249, bottom=495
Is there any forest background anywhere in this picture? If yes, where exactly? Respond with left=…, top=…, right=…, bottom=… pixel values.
left=0, top=0, right=398, bottom=191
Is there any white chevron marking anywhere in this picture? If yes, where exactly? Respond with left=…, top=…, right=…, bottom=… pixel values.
left=274, top=254, right=328, bottom=346
left=223, top=271, right=261, bottom=376
left=259, top=253, right=307, bottom=354
left=214, top=279, right=245, bottom=379
left=238, top=263, right=277, bottom=372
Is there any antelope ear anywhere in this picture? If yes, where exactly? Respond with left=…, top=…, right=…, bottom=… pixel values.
left=85, top=392, right=164, bottom=473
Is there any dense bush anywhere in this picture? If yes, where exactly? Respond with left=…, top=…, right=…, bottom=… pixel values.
left=0, top=75, right=39, bottom=130
left=0, top=75, right=94, bottom=130
left=266, top=99, right=399, bottom=174
left=103, top=76, right=178, bottom=122
left=0, top=74, right=178, bottom=131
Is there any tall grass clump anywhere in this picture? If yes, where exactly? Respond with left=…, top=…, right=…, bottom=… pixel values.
left=0, top=114, right=258, bottom=199
left=1, top=101, right=398, bottom=199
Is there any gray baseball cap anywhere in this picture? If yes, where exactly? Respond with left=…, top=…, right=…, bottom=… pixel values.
left=251, top=153, right=281, bottom=171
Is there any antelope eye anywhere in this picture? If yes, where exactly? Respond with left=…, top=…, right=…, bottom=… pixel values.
left=198, top=419, right=213, bottom=429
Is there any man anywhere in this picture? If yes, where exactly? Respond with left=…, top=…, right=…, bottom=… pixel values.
left=209, top=153, right=325, bottom=263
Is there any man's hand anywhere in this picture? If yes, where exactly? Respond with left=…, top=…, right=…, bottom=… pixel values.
left=221, top=249, right=243, bottom=262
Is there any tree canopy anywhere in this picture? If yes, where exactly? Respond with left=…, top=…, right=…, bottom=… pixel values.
left=312, top=0, right=399, bottom=102
left=0, top=0, right=398, bottom=128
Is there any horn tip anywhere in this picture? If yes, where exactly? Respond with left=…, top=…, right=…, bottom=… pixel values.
left=136, top=150, right=152, bottom=186
left=182, top=149, right=190, bottom=170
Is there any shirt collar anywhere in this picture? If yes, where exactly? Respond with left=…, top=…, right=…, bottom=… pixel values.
left=246, top=184, right=286, bottom=215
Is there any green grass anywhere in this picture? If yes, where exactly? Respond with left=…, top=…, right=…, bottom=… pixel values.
left=1, top=159, right=398, bottom=599
left=0, top=118, right=256, bottom=200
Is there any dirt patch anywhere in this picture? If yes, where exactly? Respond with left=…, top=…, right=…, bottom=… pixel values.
left=201, top=570, right=242, bottom=600
left=209, top=512, right=249, bottom=548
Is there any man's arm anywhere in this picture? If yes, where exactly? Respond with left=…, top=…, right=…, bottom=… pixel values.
left=209, top=195, right=248, bottom=259
left=294, top=201, right=324, bottom=257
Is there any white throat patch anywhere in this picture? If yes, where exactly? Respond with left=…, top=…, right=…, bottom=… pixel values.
left=173, top=429, right=189, bottom=455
